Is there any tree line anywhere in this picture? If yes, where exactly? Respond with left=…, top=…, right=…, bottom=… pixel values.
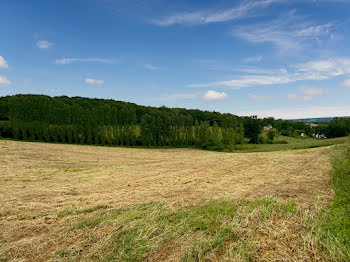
left=0, top=95, right=248, bottom=150
left=0, top=95, right=348, bottom=150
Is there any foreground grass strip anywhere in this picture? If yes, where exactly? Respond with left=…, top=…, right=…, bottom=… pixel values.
left=316, top=145, right=350, bottom=261
left=63, top=199, right=299, bottom=261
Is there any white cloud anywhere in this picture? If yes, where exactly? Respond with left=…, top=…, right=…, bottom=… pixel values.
left=342, top=79, right=350, bottom=87
left=287, top=93, right=312, bottom=101
left=244, top=55, right=263, bottom=63
left=237, top=105, right=350, bottom=119
left=0, top=56, right=8, bottom=68
left=203, top=90, right=228, bottom=100
left=85, top=78, right=104, bottom=85
left=36, top=40, right=53, bottom=50
left=300, top=86, right=328, bottom=95
left=232, top=11, right=333, bottom=50
left=152, top=0, right=282, bottom=26
left=161, top=90, right=228, bottom=101
left=55, top=58, right=113, bottom=65
left=189, top=57, right=350, bottom=89
left=144, top=64, right=159, bottom=70
left=0, top=76, right=11, bottom=86
left=248, top=93, right=267, bottom=100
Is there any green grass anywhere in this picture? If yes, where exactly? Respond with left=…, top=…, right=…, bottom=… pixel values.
left=247, top=198, right=297, bottom=218
left=315, top=144, right=350, bottom=261
left=63, top=198, right=298, bottom=262
left=231, top=136, right=348, bottom=153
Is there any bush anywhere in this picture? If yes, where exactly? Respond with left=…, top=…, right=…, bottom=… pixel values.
left=258, top=136, right=265, bottom=144
left=267, top=129, right=276, bottom=141
left=208, top=145, right=225, bottom=151
left=280, top=130, right=289, bottom=136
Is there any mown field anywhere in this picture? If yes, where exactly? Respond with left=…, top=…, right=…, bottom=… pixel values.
left=0, top=138, right=349, bottom=261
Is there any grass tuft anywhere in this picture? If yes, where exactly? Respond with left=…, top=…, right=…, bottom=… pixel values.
left=248, top=198, right=298, bottom=218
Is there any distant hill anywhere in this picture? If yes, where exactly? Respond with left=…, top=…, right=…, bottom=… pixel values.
left=293, top=116, right=350, bottom=124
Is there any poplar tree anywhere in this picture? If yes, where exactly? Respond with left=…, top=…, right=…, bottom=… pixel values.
left=0, top=94, right=277, bottom=150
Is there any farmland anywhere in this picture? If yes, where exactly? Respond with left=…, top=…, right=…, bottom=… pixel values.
left=0, top=139, right=349, bottom=261
left=3, top=1, right=350, bottom=261
left=235, top=136, right=348, bottom=152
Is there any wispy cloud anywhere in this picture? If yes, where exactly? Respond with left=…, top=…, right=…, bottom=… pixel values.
left=0, top=56, right=8, bottom=68
left=293, top=58, right=350, bottom=78
left=189, top=75, right=292, bottom=89
left=144, top=64, right=159, bottom=70
left=232, top=11, right=333, bottom=50
left=152, top=0, right=282, bottom=26
left=300, top=86, right=328, bottom=95
left=189, top=57, right=350, bottom=89
left=85, top=78, right=104, bottom=85
left=203, top=90, right=228, bottom=100
left=287, top=93, right=312, bottom=101
left=36, top=40, right=53, bottom=50
left=244, top=55, right=263, bottom=63
left=234, top=66, right=286, bottom=75
left=55, top=58, right=114, bottom=65
left=287, top=94, right=298, bottom=101
left=196, top=59, right=286, bottom=74
left=0, top=76, right=11, bottom=86
left=342, top=79, right=350, bottom=87
left=248, top=93, right=267, bottom=100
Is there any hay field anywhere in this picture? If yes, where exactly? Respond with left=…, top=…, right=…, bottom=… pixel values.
left=0, top=140, right=335, bottom=261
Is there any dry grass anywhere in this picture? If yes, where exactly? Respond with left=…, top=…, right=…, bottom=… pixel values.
left=0, top=140, right=335, bottom=261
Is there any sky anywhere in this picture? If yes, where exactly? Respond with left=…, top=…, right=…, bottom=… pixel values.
left=1, top=0, right=350, bottom=119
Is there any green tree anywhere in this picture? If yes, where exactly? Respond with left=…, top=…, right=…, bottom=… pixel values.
left=267, top=129, right=276, bottom=142
left=238, top=124, right=245, bottom=146
left=243, top=116, right=262, bottom=144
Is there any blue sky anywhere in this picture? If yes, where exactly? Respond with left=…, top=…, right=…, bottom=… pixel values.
left=1, top=0, right=350, bottom=119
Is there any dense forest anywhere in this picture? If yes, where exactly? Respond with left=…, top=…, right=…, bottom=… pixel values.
left=0, top=95, right=349, bottom=150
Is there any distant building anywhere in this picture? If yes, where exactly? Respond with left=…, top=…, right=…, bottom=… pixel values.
left=313, top=133, right=327, bottom=139
left=263, top=124, right=273, bottom=131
